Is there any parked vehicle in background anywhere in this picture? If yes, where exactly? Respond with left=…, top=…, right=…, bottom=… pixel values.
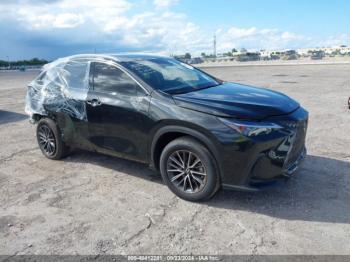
left=311, top=50, right=325, bottom=60
left=188, top=57, right=204, bottom=64
left=282, top=50, right=298, bottom=60
left=25, top=54, right=308, bottom=201
left=235, top=52, right=261, bottom=62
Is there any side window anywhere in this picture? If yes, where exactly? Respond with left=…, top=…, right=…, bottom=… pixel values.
left=62, top=60, right=89, bottom=90
left=93, top=62, right=145, bottom=96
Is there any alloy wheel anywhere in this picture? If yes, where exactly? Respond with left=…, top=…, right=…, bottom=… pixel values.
left=38, top=125, right=56, bottom=156
left=166, top=150, right=207, bottom=194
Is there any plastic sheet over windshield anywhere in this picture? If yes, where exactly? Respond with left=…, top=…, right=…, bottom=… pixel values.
left=120, top=57, right=219, bottom=94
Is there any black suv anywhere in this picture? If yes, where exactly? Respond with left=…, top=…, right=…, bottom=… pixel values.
left=25, top=54, right=308, bottom=201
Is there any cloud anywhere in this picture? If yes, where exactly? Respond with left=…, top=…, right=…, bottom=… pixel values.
left=9, top=0, right=131, bottom=30
left=153, top=0, right=179, bottom=9
left=0, top=0, right=349, bottom=60
left=0, top=0, right=208, bottom=56
left=53, top=13, right=85, bottom=28
left=217, top=27, right=306, bottom=52
left=313, top=34, right=350, bottom=48
left=16, top=12, right=85, bottom=29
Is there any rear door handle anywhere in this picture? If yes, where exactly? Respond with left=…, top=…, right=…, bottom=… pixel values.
left=87, top=98, right=102, bottom=107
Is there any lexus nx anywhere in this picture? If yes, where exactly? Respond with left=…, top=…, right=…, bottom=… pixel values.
left=25, top=54, right=308, bottom=201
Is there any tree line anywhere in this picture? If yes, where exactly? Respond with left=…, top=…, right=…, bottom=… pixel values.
left=0, top=58, right=49, bottom=67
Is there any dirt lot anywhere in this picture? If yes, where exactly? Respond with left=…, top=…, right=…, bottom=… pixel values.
left=0, top=64, right=349, bottom=255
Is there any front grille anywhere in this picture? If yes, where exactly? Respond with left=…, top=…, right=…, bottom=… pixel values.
left=284, top=119, right=308, bottom=168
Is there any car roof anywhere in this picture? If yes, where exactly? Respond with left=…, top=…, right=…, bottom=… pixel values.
left=64, top=53, right=170, bottom=62
left=43, top=53, right=171, bottom=72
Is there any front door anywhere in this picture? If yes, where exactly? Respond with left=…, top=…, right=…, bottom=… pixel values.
left=86, top=61, right=151, bottom=162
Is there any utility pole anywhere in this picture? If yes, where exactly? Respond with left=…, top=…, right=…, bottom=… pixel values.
left=213, top=34, right=217, bottom=58
left=6, top=56, right=10, bottom=69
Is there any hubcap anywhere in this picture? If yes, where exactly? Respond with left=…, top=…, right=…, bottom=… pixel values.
left=38, top=125, right=56, bottom=156
left=166, top=150, right=207, bottom=194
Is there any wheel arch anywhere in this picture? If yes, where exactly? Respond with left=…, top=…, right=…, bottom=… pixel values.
left=150, top=126, right=222, bottom=179
left=32, top=113, right=75, bottom=145
left=30, top=113, right=45, bottom=123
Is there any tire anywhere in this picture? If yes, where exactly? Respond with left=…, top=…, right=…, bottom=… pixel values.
left=36, top=118, right=69, bottom=160
left=159, top=136, right=219, bottom=201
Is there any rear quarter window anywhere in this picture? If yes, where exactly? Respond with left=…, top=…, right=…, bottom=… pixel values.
left=62, top=60, right=89, bottom=90
left=33, top=71, right=48, bottom=85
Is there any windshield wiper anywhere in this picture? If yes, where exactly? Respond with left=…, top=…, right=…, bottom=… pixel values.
left=197, top=83, right=220, bottom=90
left=162, top=86, right=190, bottom=94
left=163, top=83, right=220, bottom=95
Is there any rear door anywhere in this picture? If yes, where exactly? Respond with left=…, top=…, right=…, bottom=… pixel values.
left=45, top=59, right=91, bottom=148
left=86, top=61, right=152, bottom=162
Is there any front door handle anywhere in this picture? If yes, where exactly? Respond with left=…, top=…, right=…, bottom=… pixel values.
left=87, top=98, right=102, bottom=107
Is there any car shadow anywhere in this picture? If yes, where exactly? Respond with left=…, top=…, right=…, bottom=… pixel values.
left=0, top=110, right=28, bottom=125
left=65, top=151, right=350, bottom=224
left=208, top=155, right=350, bottom=224
left=65, top=150, right=164, bottom=185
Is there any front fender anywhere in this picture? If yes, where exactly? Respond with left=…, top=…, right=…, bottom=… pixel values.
left=149, top=124, right=222, bottom=180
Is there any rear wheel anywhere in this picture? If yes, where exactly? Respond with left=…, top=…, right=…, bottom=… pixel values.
left=159, top=136, right=219, bottom=201
left=36, top=118, right=68, bottom=160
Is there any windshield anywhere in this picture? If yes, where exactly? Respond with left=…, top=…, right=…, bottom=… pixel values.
left=120, top=57, right=220, bottom=94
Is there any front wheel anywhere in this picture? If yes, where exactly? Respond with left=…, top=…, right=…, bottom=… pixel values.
left=36, top=118, right=68, bottom=160
left=159, top=136, right=219, bottom=201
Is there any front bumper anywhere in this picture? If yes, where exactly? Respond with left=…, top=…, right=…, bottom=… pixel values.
left=283, top=147, right=306, bottom=177
left=222, top=147, right=306, bottom=192
left=219, top=107, right=308, bottom=192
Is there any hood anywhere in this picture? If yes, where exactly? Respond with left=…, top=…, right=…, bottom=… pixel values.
left=173, top=82, right=300, bottom=120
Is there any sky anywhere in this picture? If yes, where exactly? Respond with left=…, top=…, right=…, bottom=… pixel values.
left=0, top=0, right=349, bottom=60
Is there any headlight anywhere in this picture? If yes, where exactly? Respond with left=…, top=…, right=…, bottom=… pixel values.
left=218, top=118, right=283, bottom=137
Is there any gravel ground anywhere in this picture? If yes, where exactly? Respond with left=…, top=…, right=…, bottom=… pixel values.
left=0, top=64, right=349, bottom=255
